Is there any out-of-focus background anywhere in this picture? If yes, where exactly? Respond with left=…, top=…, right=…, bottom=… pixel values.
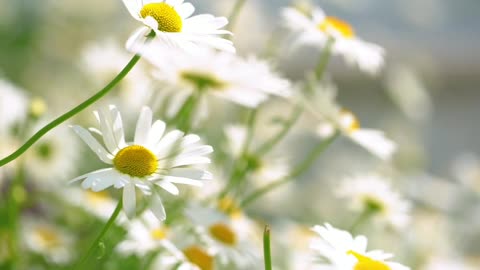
left=1, top=0, right=480, bottom=269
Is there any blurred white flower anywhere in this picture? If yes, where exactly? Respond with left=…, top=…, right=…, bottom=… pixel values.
left=25, top=125, right=79, bottom=185
left=279, top=223, right=318, bottom=270
left=140, top=46, right=291, bottom=110
left=62, top=188, right=121, bottom=221
left=117, top=210, right=175, bottom=256
left=385, top=65, right=433, bottom=122
left=336, top=174, right=411, bottom=229
left=22, top=219, right=74, bottom=264
left=123, top=0, right=234, bottom=53
left=186, top=204, right=261, bottom=269
left=0, top=79, right=28, bottom=134
left=151, top=243, right=215, bottom=270
left=70, top=106, right=213, bottom=220
left=282, top=5, right=385, bottom=75
left=451, top=152, right=480, bottom=193
left=310, top=82, right=397, bottom=160
left=310, top=223, right=410, bottom=270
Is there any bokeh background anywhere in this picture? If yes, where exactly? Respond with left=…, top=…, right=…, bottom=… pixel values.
left=1, top=0, right=480, bottom=269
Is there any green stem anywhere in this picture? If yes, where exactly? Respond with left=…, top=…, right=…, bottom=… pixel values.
left=315, top=38, right=334, bottom=81
left=240, top=131, right=340, bottom=207
left=263, top=225, right=272, bottom=270
left=256, top=104, right=303, bottom=157
left=7, top=162, right=25, bottom=269
left=227, top=0, right=248, bottom=31
left=0, top=54, right=141, bottom=167
left=73, top=199, right=123, bottom=270
left=349, top=208, right=375, bottom=233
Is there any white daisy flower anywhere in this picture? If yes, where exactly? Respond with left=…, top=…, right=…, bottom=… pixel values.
left=0, top=78, right=28, bottom=134
left=150, top=243, right=215, bottom=270
left=310, top=223, right=410, bottom=270
left=283, top=5, right=385, bottom=75
left=122, top=0, right=235, bottom=53
left=185, top=204, right=261, bottom=269
left=309, top=81, right=396, bottom=160
left=70, top=105, right=213, bottom=220
left=141, top=46, right=292, bottom=110
left=25, top=125, right=79, bottom=185
left=22, top=219, right=74, bottom=264
left=117, top=210, right=175, bottom=256
left=336, top=174, right=411, bottom=229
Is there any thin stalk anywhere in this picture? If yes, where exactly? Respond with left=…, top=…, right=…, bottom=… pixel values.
left=263, top=225, right=272, bottom=270
left=241, top=132, right=340, bottom=207
left=227, top=0, right=248, bottom=31
left=349, top=208, right=376, bottom=233
left=7, top=162, right=25, bottom=269
left=73, top=200, right=123, bottom=270
left=315, top=38, right=334, bottom=81
left=0, top=54, right=142, bottom=167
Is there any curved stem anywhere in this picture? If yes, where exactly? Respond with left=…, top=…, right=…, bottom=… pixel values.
left=227, top=0, right=248, bottom=31
left=263, top=225, right=272, bottom=270
left=240, top=132, right=340, bottom=207
left=73, top=199, right=123, bottom=270
left=0, top=54, right=141, bottom=167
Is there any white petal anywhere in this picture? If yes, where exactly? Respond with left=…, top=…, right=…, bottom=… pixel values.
left=71, top=125, right=113, bottom=164
left=177, top=2, right=194, bottom=18
left=146, top=120, right=166, bottom=146
left=163, top=176, right=204, bottom=187
left=123, top=182, right=137, bottom=219
left=134, top=106, right=153, bottom=145
left=156, top=181, right=179, bottom=195
left=68, top=168, right=113, bottom=184
left=151, top=194, right=166, bottom=221
left=169, top=168, right=212, bottom=180
left=122, top=0, right=142, bottom=20
left=126, top=26, right=151, bottom=53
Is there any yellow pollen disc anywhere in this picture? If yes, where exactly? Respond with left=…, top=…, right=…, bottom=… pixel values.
left=34, top=228, right=61, bottom=248
left=183, top=245, right=214, bottom=270
left=347, top=250, right=391, bottom=270
left=339, top=109, right=360, bottom=133
left=150, top=227, right=168, bottom=240
left=181, top=70, right=227, bottom=90
left=86, top=190, right=111, bottom=205
left=319, top=16, right=355, bottom=38
left=209, top=223, right=237, bottom=246
left=140, top=3, right=183, bottom=32
left=113, top=145, right=158, bottom=178
left=217, top=197, right=243, bottom=219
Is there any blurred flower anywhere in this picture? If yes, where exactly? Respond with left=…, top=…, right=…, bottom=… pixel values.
left=140, top=47, right=291, bottom=110
left=278, top=223, right=318, bottom=270
left=385, top=65, right=433, bottom=122
left=0, top=78, right=28, bottom=134
left=186, top=204, right=261, bottom=269
left=117, top=210, right=175, bottom=256
left=70, top=106, right=213, bottom=220
left=123, top=0, right=234, bottom=53
left=310, top=81, right=397, bottom=160
left=282, top=5, right=385, bottom=75
left=422, top=257, right=476, bottom=270
left=451, top=152, right=480, bottom=194
left=337, top=174, right=411, bottom=229
left=151, top=243, right=215, bottom=270
left=25, top=125, right=79, bottom=185
left=22, top=219, right=74, bottom=264
left=310, top=223, right=410, bottom=270
left=62, top=188, right=121, bottom=221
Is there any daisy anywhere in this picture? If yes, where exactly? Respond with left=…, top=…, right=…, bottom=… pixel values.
left=151, top=243, right=216, bottom=270
left=309, top=80, right=396, bottom=160
left=122, top=0, right=235, bottom=53
left=310, top=223, right=410, bottom=270
left=185, top=204, right=261, bottom=269
left=70, top=105, right=213, bottom=220
left=282, top=5, right=385, bottom=75
left=0, top=78, right=28, bottom=134
left=22, top=219, right=74, bottom=264
left=139, top=46, right=291, bottom=110
left=336, top=174, right=411, bottom=229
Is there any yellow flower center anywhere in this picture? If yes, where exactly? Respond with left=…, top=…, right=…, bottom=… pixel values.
left=140, top=3, right=183, bottom=32
left=34, top=227, right=61, bottom=248
left=217, top=197, right=243, bottom=219
left=181, top=70, right=227, bottom=90
left=319, top=16, right=355, bottom=38
left=86, top=190, right=112, bottom=205
left=183, top=245, right=214, bottom=270
left=339, top=109, right=360, bottom=134
left=348, top=250, right=391, bottom=270
left=209, top=223, right=237, bottom=246
left=150, top=227, right=168, bottom=240
left=113, top=145, right=158, bottom=178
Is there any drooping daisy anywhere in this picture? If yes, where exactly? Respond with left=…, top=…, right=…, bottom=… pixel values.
left=310, top=223, right=410, bottom=270
left=22, top=219, right=74, bottom=264
left=185, top=204, right=261, bottom=269
left=70, top=105, right=213, bottom=220
left=122, top=0, right=235, bottom=53
left=308, top=80, right=396, bottom=160
left=282, top=5, right=385, bottom=75
left=140, top=46, right=292, bottom=110
left=336, top=174, right=411, bottom=229
left=0, top=78, right=28, bottom=134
